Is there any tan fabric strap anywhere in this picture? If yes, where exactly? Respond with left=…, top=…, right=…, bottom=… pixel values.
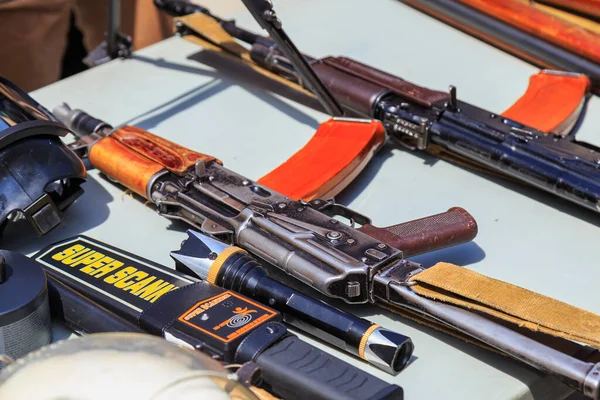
left=408, top=262, right=600, bottom=349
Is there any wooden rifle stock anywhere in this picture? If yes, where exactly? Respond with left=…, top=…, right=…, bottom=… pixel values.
left=88, top=126, right=220, bottom=197
left=537, top=0, right=600, bottom=19
left=453, top=0, right=600, bottom=64
left=403, top=0, right=600, bottom=95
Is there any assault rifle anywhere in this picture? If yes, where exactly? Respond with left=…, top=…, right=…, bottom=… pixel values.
left=54, top=104, right=600, bottom=399
left=154, top=0, right=600, bottom=215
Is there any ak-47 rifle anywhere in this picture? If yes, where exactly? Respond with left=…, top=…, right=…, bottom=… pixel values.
left=153, top=0, right=600, bottom=215
left=54, top=99, right=600, bottom=398
left=402, top=0, right=600, bottom=94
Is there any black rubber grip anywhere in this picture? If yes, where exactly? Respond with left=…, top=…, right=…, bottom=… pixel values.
left=46, top=277, right=144, bottom=335
left=255, top=335, right=403, bottom=400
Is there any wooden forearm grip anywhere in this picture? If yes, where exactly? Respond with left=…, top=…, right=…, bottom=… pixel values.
left=457, top=0, right=600, bottom=64
left=322, top=57, right=449, bottom=108
left=258, top=118, right=385, bottom=201
left=89, top=136, right=164, bottom=197
left=89, top=126, right=220, bottom=197
left=502, top=70, right=590, bottom=134
left=111, top=126, right=220, bottom=175
left=357, top=207, right=478, bottom=257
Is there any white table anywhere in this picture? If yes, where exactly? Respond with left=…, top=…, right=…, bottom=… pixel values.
left=5, top=0, right=600, bottom=398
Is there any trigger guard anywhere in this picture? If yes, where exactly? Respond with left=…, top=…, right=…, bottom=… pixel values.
left=308, top=200, right=372, bottom=226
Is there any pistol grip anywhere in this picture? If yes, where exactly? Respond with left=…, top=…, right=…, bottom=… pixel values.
left=358, top=207, right=478, bottom=257
left=258, top=118, right=385, bottom=201
left=502, top=70, right=590, bottom=135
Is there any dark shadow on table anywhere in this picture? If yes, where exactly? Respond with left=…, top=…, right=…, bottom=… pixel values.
left=410, top=241, right=485, bottom=267
left=334, top=142, right=396, bottom=203
left=0, top=175, right=113, bottom=255
left=410, top=148, right=600, bottom=228
left=186, top=50, right=319, bottom=110
left=128, top=79, right=231, bottom=131
left=123, top=53, right=320, bottom=131
left=337, top=140, right=600, bottom=229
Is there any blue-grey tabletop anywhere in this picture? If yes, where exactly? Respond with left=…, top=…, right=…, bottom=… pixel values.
left=4, top=0, right=599, bottom=399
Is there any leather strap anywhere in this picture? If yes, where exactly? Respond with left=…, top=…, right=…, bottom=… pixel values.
left=408, top=262, right=600, bottom=348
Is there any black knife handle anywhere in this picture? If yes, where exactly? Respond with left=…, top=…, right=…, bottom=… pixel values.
left=254, top=335, right=403, bottom=400
left=47, top=276, right=144, bottom=335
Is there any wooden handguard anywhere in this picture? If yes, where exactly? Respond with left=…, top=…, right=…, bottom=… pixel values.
left=321, top=57, right=449, bottom=108
left=89, top=137, right=163, bottom=197
left=357, top=207, right=478, bottom=257
left=111, top=126, right=220, bottom=175
left=457, top=0, right=600, bottom=64
left=502, top=71, right=590, bottom=134
left=88, top=126, right=219, bottom=198
left=258, top=119, right=385, bottom=201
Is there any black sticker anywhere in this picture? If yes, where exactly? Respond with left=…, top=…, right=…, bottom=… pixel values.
left=179, top=291, right=278, bottom=343
left=35, top=236, right=194, bottom=311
